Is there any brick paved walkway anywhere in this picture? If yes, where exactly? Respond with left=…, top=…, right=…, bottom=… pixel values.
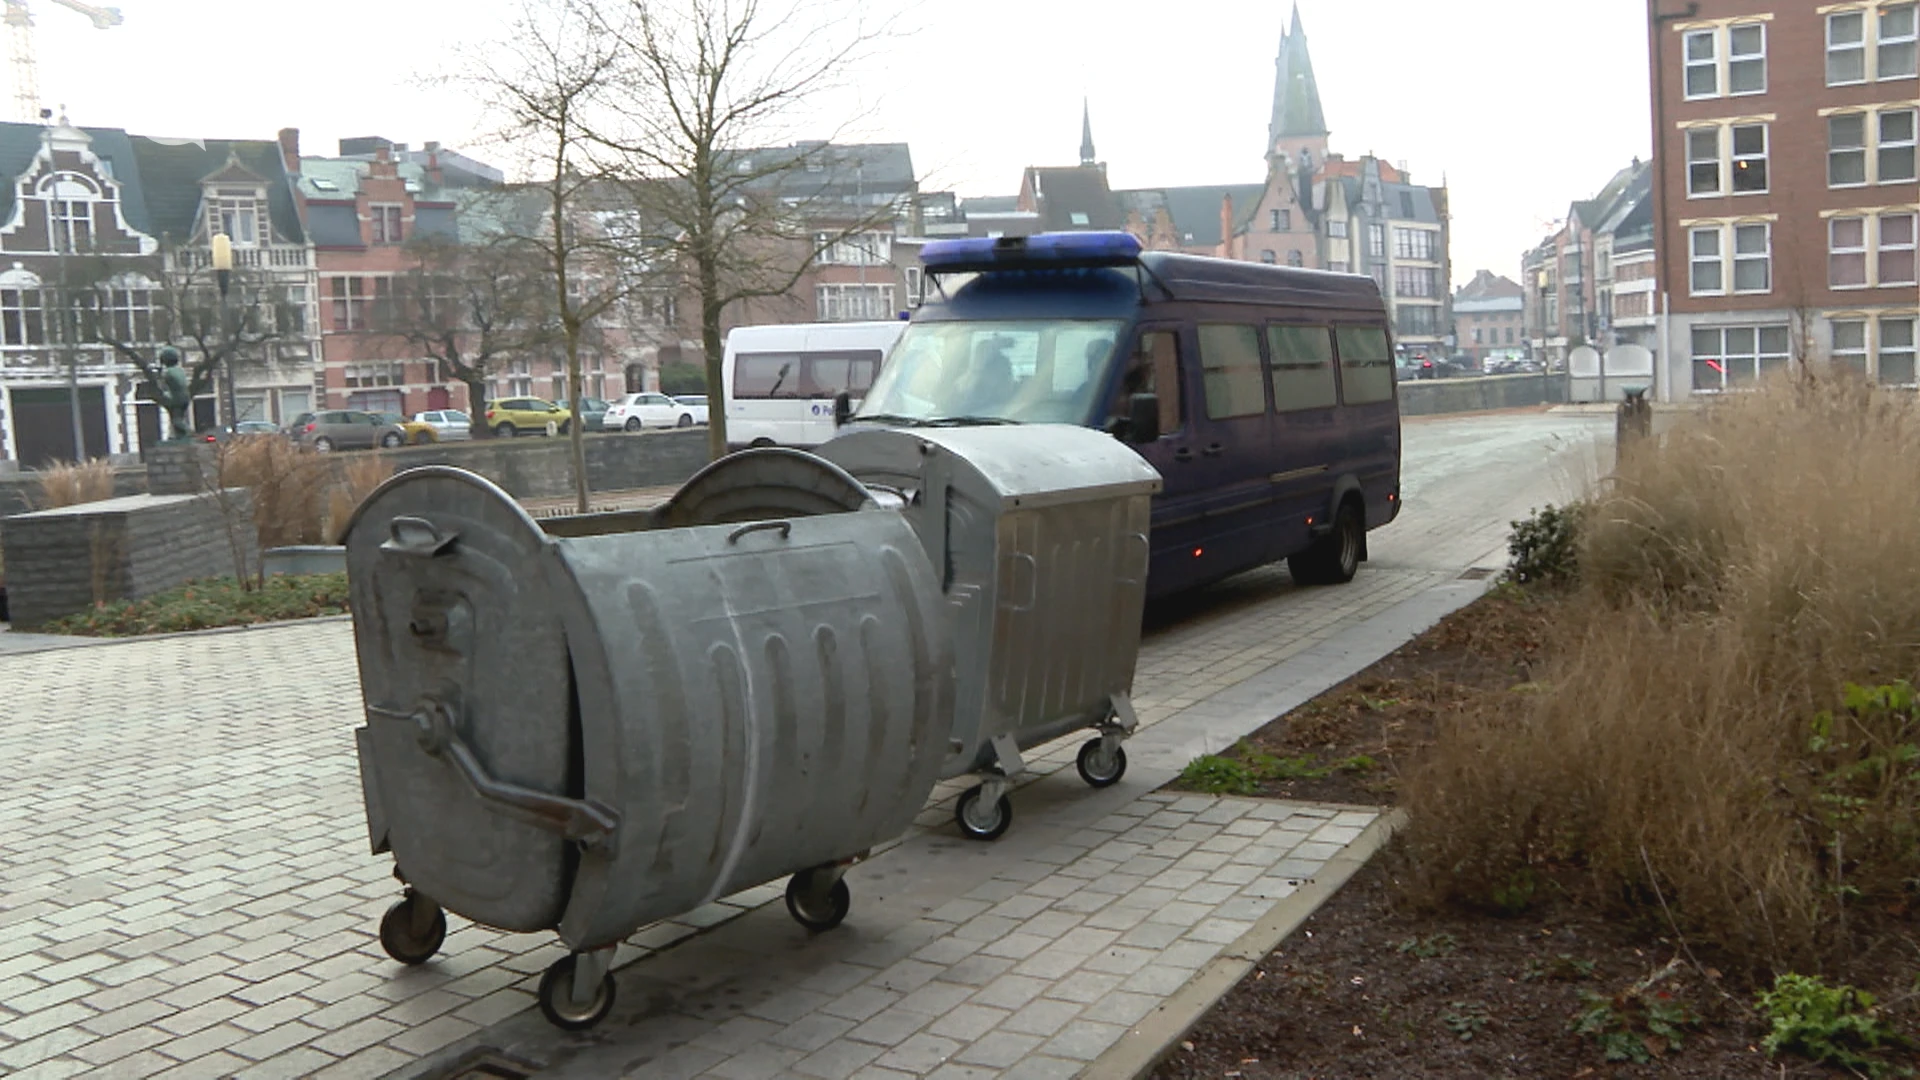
left=0, top=413, right=1610, bottom=1079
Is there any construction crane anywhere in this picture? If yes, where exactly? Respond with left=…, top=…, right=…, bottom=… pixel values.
left=5, top=0, right=122, bottom=124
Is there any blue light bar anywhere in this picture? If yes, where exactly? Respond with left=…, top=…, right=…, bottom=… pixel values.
left=920, top=230, right=1143, bottom=273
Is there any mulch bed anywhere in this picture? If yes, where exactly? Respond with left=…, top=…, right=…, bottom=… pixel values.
left=1154, top=586, right=1919, bottom=1079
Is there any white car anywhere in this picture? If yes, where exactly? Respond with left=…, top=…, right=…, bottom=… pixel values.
left=413, top=409, right=472, bottom=440
left=603, top=392, right=706, bottom=431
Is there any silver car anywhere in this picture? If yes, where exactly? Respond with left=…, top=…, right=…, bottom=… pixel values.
left=293, top=409, right=407, bottom=452
left=413, top=409, right=472, bottom=441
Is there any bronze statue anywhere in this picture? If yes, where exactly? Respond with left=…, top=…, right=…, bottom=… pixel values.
left=156, top=346, right=192, bottom=440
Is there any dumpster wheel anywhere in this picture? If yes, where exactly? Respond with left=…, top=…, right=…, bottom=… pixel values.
left=955, top=783, right=1013, bottom=841
left=785, top=869, right=853, bottom=932
left=378, top=890, right=446, bottom=966
left=538, top=954, right=617, bottom=1030
left=1076, top=737, right=1129, bottom=788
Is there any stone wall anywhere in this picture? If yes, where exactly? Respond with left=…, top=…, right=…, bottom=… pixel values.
left=0, top=467, right=147, bottom=518
left=1397, top=373, right=1568, bottom=417
left=0, top=490, right=257, bottom=630
left=372, top=428, right=711, bottom=498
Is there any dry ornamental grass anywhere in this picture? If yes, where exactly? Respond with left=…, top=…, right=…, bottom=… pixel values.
left=1397, top=373, right=1920, bottom=974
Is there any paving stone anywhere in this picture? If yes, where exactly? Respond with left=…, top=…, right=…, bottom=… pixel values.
left=1039, top=1018, right=1130, bottom=1061
left=791, top=1037, right=885, bottom=1079
left=703, top=1041, right=805, bottom=1080
left=872, top=1031, right=961, bottom=1074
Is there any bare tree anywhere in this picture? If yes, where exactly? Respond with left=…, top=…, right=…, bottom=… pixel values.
left=65, top=244, right=300, bottom=430
left=587, top=0, right=905, bottom=460
left=455, top=0, right=640, bottom=511
left=381, top=229, right=562, bottom=438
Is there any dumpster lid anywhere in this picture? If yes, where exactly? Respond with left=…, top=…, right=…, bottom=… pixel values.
left=823, top=424, right=1161, bottom=511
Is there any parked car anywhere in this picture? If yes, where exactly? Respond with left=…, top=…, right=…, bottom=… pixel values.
left=672, top=395, right=711, bottom=425
left=483, top=398, right=571, bottom=437
left=293, top=410, right=408, bottom=452
left=413, top=409, right=472, bottom=440
left=555, top=397, right=611, bottom=431
left=377, top=412, right=440, bottom=445
left=603, top=391, right=702, bottom=431
left=232, top=420, right=280, bottom=436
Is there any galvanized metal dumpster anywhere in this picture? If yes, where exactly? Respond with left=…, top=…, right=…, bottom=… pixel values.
left=345, top=456, right=953, bottom=1029
left=816, top=424, right=1161, bottom=840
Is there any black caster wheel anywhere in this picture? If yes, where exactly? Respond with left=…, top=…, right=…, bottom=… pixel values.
left=538, top=954, right=617, bottom=1031
left=1076, top=738, right=1128, bottom=788
left=955, top=784, right=1013, bottom=841
left=785, top=871, right=852, bottom=932
left=378, top=892, right=446, bottom=965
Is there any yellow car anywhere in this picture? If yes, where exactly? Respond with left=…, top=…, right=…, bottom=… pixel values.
left=376, top=413, right=439, bottom=444
left=483, top=397, right=573, bottom=437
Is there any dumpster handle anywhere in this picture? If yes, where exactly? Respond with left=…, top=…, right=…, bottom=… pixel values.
left=368, top=702, right=620, bottom=848
left=383, top=516, right=459, bottom=558
left=727, top=520, right=793, bottom=544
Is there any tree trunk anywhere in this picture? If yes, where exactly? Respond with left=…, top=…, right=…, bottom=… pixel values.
left=464, top=377, right=493, bottom=438
left=700, top=255, right=727, bottom=462
left=565, top=328, right=590, bottom=514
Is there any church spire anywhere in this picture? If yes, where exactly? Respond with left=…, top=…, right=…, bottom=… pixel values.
left=1268, top=3, right=1329, bottom=156
left=1079, top=98, right=1097, bottom=167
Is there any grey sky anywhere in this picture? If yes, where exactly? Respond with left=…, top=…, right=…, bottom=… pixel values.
left=34, top=0, right=1650, bottom=290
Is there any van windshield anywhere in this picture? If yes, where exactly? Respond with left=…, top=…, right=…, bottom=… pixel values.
left=855, top=319, right=1125, bottom=425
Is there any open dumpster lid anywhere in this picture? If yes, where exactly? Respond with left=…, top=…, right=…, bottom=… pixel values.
left=820, top=424, right=1161, bottom=512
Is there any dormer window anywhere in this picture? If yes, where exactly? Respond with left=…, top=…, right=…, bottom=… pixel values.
left=211, top=188, right=260, bottom=246
left=371, top=204, right=404, bottom=244
left=37, top=173, right=100, bottom=253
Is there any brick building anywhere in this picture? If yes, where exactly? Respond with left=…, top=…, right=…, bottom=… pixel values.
left=0, top=117, right=320, bottom=466
left=1648, top=0, right=1917, bottom=398
left=1452, top=270, right=1526, bottom=367
left=1522, top=160, right=1653, bottom=368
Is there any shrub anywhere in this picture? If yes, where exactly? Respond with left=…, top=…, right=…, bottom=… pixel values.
left=1396, top=375, right=1920, bottom=969
left=658, top=361, right=708, bottom=396
left=1757, top=974, right=1910, bottom=1076
left=1504, top=503, right=1583, bottom=586
left=30, top=457, right=117, bottom=510
left=41, top=573, right=349, bottom=637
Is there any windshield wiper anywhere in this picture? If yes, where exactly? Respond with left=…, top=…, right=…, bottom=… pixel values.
left=923, top=416, right=1019, bottom=427
left=846, top=412, right=932, bottom=427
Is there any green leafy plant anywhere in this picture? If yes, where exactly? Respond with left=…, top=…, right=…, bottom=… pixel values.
left=1177, top=754, right=1258, bottom=795
left=1489, top=868, right=1539, bottom=915
left=1570, top=975, right=1698, bottom=1064
left=1441, top=1001, right=1491, bottom=1042
left=1504, top=503, right=1582, bottom=586
left=1396, top=933, right=1457, bottom=959
left=1757, top=974, right=1912, bottom=1076
left=41, top=574, right=349, bottom=637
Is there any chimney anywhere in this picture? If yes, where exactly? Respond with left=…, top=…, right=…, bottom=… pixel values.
left=425, top=141, right=444, bottom=187
left=1220, top=193, right=1234, bottom=255
left=277, top=127, right=300, bottom=174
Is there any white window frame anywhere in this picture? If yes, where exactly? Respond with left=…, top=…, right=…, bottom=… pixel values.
left=1881, top=211, right=1918, bottom=286
left=1730, top=123, right=1769, bottom=194
left=1732, top=222, right=1773, bottom=294
left=1878, top=108, right=1917, bottom=183
left=815, top=282, right=895, bottom=322
left=1879, top=315, right=1918, bottom=385
left=1830, top=113, right=1870, bottom=187
left=1683, top=29, right=1719, bottom=98
left=1728, top=21, right=1768, bottom=94
left=1831, top=215, right=1870, bottom=288
left=50, top=198, right=92, bottom=253
left=370, top=203, right=404, bottom=245
left=1829, top=10, right=1869, bottom=85
left=1687, top=127, right=1722, bottom=196
left=1879, top=2, right=1917, bottom=80
left=814, top=231, right=892, bottom=267
left=1689, top=226, right=1725, bottom=295
left=212, top=193, right=259, bottom=247
left=1832, top=317, right=1870, bottom=372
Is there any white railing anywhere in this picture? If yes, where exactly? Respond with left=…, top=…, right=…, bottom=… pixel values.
left=172, top=244, right=313, bottom=272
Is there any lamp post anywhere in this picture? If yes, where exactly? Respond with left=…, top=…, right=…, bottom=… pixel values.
left=210, top=232, right=237, bottom=430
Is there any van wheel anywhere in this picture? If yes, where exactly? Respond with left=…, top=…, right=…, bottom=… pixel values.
left=1289, top=502, right=1362, bottom=586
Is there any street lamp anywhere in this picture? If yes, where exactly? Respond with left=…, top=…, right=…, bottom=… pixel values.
left=210, top=232, right=237, bottom=430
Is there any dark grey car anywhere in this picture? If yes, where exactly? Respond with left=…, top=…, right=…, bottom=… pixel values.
left=293, top=409, right=407, bottom=452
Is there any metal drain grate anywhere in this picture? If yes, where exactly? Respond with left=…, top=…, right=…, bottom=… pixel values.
left=1457, top=567, right=1496, bottom=580
left=429, top=1050, right=537, bottom=1080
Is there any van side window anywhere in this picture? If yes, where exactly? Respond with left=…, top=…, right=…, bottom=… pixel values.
left=1267, top=326, right=1338, bottom=411
left=734, top=353, right=799, bottom=398
left=1125, top=329, right=1184, bottom=436
left=1335, top=326, right=1395, bottom=404
left=1197, top=324, right=1267, bottom=419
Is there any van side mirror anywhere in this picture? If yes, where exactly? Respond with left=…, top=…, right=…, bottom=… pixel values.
left=832, top=391, right=852, bottom=428
left=1127, top=393, right=1160, bottom=444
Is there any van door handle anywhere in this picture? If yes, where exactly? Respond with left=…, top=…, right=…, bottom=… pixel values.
left=1201, top=444, right=1225, bottom=457
left=1172, top=447, right=1194, bottom=463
